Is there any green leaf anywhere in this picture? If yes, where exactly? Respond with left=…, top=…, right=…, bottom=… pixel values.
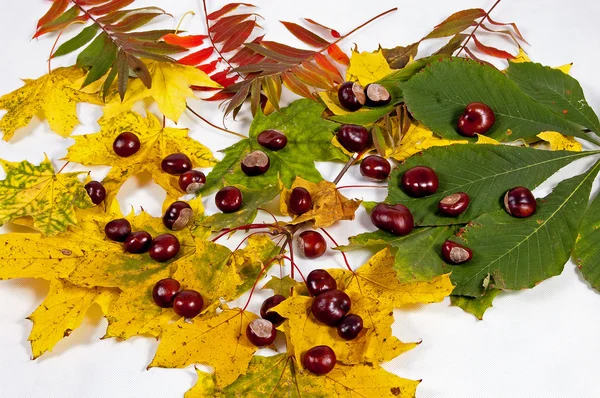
left=340, top=227, right=453, bottom=282
left=262, top=275, right=303, bottom=297
left=574, top=190, right=600, bottom=291
left=450, top=161, right=600, bottom=297
left=507, top=61, right=600, bottom=133
left=53, top=24, right=99, bottom=58
left=402, top=58, right=594, bottom=143
left=202, top=99, right=346, bottom=193
left=200, top=185, right=279, bottom=232
left=77, top=32, right=118, bottom=88
left=328, top=105, right=395, bottom=126
left=450, top=289, right=501, bottom=319
left=386, top=144, right=598, bottom=226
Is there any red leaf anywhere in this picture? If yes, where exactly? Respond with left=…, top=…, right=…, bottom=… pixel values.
left=304, top=18, right=340, bottom=38
left=207, top=3, right=255, bottom=20
left=178, top=47, right=214, bottom=66
left=210, top=70, right=239, bottom=88
left=487, top=16, right=528, bottom=44
left=472, top=35, right=515, bottom=59
left=37, top=0, right=69, bottom=29
left=202, top=91, right=235, bottom=101
left=327, top=44, right=349, bottom=66
left=210, top=14, right=255, bottom=36
left=302, top=60, right=336, bottom=86
left=221, top=21, right=255, bottom=53
left=33, top=10, right=87, bottom=39
left=282, top=71, right=314, bottom=98
left=77, top=0, right=109, bottom=5
left=280, top=21, right=329, bottom=47
left=212, top=19, right=255, bottom=43
left=162, top=34, right=208, bottom=48
left=261, top=41, right=314, bottom=60
left=88, top=0, right=135, bottom=16
left=425, top=8, right=485, bottom=39
left=229, top=34, right=264, bottom=65
left=196, top=60, right=220, bottom=74
left=464, top=46, right=496, bottom=68
left=105, top=12, right=164, bottom=33
left=245, top=43, right=306, bottom=64
left=314, top=53, right=342, bottom=83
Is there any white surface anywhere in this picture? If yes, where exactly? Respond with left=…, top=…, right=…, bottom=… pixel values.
left=1, top=0, right=600, bottom=397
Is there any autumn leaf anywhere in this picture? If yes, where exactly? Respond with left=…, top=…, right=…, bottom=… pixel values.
left=537, top=132, right=582, bottom=151
left=389, top=122, right=468, bottom=161
left=279, top=178, right=361, bottom=228
left=150, top=307, right=259, bottom=388
left=64, top=111, right=215, bottom=199
left=102, top=60, right=221, bottom=122
left=346, top=49, right=394, bottom=86
left=450, top=289, right=501, bottom=320
left=0, top=66, right=103, bottom=141
left=185, top=368, right=216, bottom=397
left=0, top=156, right=94, bottom=235
left=210, top=354, right=420, bottom=397
left=28, top=278, right=118, bottom=358
left=274, top=292, right=417, bottom=366
left=262, top=275, right=303, bottom=298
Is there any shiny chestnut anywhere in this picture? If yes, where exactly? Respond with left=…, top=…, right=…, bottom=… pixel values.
left=401, top=166, right=439, bottom=197
left=360, top=155, right=391, bottom=181
left=257, top=130, right=287, bottom=151
left=504, top=187, right=537, bottom=218
left=457, top=102, right=496, bottom=137
left=438, top=192, right=470, bottom=217
left=241, top=150, right=270, bottom=176
left=338, top=81, right=365, bottom=111
left=371, top=203, right=414, bottom=236
left=336, top=124, right=370, bottom=153
left=441, top=240, right=473, bottom=264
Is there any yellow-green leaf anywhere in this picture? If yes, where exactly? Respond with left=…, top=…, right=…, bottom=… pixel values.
left=346, top=49, right=394, bottom=86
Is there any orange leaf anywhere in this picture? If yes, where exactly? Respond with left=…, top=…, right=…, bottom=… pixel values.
left=304, top=18, right=340, bottom=38
left=37, top=0, right=68, bottom=29
left=282, top=71, right=314, bottom=99
left=162, top=34, right=208, bottom=48
left=314, top=53, right=343, bottom=83
left=472, top=35, right=515, bottom=59
left=280, top=21, right=329, bottom=47
left=327, top=43, right=349, bottom=65
left=425, top=8, right=485, bottom=39
left=178, top=47, right=214, bottom=66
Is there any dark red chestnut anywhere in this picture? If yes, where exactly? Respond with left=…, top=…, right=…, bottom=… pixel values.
left=338, top=81, right=365, bottom=111
left=364, top=83, right=391, bottom=107
left=246, top=318, right=277, bottom=347
left=336, top=124, right=370, bottom=153
left=178, top=170, right=205, bottom=194
left=84, top=180, right=106, bottom=205
left=149, top=233, right=180, bottom=262
left=260, top=295, right=286, bottom=326
left=311, top=289, right=351, bottom=326
left=438, top=192, right=470, bottom=217
left=504, top=187, right=537, bottom=218
left=441, top=240, right=473, bottom=264
left=457, top=102, right=495, bottom=137
left=173, top=289, right=203, bottom=318
left=105, top=218, right=131, bottom=242
left=152, top=278, right=181, bottom=308
left=257, top=130, right=287, bottom=151
left=124, top=231, right=152, bottom=253
left=360, top=155, right=391, bottom=181
left=303, top=345, right=336, bottom=375
left=113, top=132, right=140, bottom=157
left=289, top=187, right=312, bottom=215
left=401, top=166, right=439, bottom=197
left=161, top=153, right=192, bottom=175
left=215, top=186, right=243, bottom=213
left=337, top=314, right=363, bottom=340
left=371, top=203, right=414, bottom=236
left=241, top=150, right=270, bottom=176
left=306, top=269, right=337, bottom=297
left=297, top=230, right=327, bottom=259
left=162, top=201, right=193, bottom=231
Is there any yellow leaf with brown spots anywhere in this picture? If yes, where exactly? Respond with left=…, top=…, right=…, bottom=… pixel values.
left=0, top=66, right=103, bottom=141
left=279, top=177, right=361, bottom=228
left=537, top=132, right=582, bottom=151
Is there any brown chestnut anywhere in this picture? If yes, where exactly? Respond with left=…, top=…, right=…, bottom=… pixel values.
left=438, top=192, right=470, bottom=217
left=401, top=166, right=439, bottom=197
left=504, top=187, right=536, bottom=218
left=457, top=102, right=495, bottom=137
left=297, top=230, right=327, bottom=259
left=371, top=203, right=414, bottom=236
left=163, top=201, right=193, bottom=231
left=257, top=130, right=287, bottom=151
left=289, top=187, right=312, bottom=215
left=360, top=155, right=391, bottom=181
left=364, top=83, right=391, bottom=107
left=338, top=81, right=365, bottom=111
left=336, top=124, right=370, bottom=153
left=441, top=240, right=473, bottom=264
left=241, top=150, right=270, bottom=176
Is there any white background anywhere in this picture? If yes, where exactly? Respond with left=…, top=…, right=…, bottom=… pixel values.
left=1, top=0, right=600, bottom=397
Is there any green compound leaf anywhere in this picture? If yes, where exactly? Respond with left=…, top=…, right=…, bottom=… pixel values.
left=340, top=227, right=454, bottom=283
left=386, top=145, right=597, bottom=226
left=402, top=58, right=595, bottom=143
left=0, top=157, right=93, bottom=235
left=574, top=190, right=600, bottom=292
left=450, top=161, right=600, bottom=297
left=507, top=61, right=600, bottom=134
left=202, top=99, right=347, bottom=194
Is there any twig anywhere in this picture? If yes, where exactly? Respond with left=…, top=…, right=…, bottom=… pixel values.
left=186, top=104, right=247, bottom=139
left=456, top=0, right=502, bottom=57
left=333, top=153, right=359, bottom=185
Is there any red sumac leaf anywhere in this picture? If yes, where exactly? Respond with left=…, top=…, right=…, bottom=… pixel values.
left=33, top=9, right=87, bottom=39
left=203, top=91, right=235, bottom=101
left=314, top=53, right=342, bottom=83
left=221, top=21, right=255, bottom=53
left=77, top=0, right=109, bottom=5
left=244, top=43, right=302, bottom=64
left=302, top=60, right=336, bottom=86
left=291, top=65, right=331, bottom=90
left=207, top=3, right=255, bottom=20
left=178, top=47, right=214, bottom=66
left=210, top=70, right=239, bottom=88
left=223, top=83, right=251, bottom=117
left=37, top=0, right=69, bottom=29
left=280, top=21, right=329, bottom=47
left=88, top=0, right=135, bottom=16
left=304, top=18, right=340, bottom=38
left=105, top=12, right=164, bottom=33
left=487, top=16, right=528, bottom=44
left=261, top=41, right=314, bottom=60
left=282, top=71, right=314, bottom=98
left=464, top=46, right=495, bottom=67
left=472, top=35, right=515, bottom=59
left=196, top=59, right=220, bottom=74
left=210, top=14, right=256, bottom=36
left=327, top=44, right=349, bottom=66
left=162, top=34, right=208, bottom=48
left=425, top=8, right=485, bottom=39
left=229, top=34, right=264, bottom=65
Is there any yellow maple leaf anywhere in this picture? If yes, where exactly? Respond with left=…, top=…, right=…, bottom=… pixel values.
left=330, top=248, right=454, bottom=307
left=150, top=307, right=259, bottom=388
left=0, top=156, right=94, bottom=235
left=346, top=49, right=394, bottom=86
left=273, top=292, right=417, bottom=366
left=390, top=122, right=468, bottom=161
left=102, top=60, right=221, bottom=122
left=0, top=66, right=103, bottom=141
left=279, top=177, right=361, bottom=228
left=203, top=353, right=420, bottom=397
left=537, top=131, right=582, bottom=151
left=27, top=278, right=118, bottom=358
left=185, top=368, right=216, bottom=397
left=64, top=111, right=215, bottom=200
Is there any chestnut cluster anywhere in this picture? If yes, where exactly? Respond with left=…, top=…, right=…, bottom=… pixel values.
left=335, top=124, right=392, bottom=182
left=337, top=81, right=391, bottom=112
left=244, top=294, right=286, bottom=348
left=105, top=218, right=181, bottom=262
left=162, top=153, right=207, bottom=195
left=370, top=161, right=537, bottom=266
left=239, top=129, right=288, bottom=178
left=152, top=278, right=204, bottom=319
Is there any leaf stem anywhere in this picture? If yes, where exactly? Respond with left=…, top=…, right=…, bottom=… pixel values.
left=333, top=153, right=359, bottom=185
left=337, top=184, right=388, bottom=190
left=320, top=227, right=353, bottom=273
left=282, top=255, right=307, bottom=285
left=456, top=0, right=502, bottom=57
left=241, top=257, right=281, bottom=311
left=211, top=223, right=277, bottom=242
left=329, top=7, right=397, bottom=49
left=186, top=104, right=247, bottom=139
